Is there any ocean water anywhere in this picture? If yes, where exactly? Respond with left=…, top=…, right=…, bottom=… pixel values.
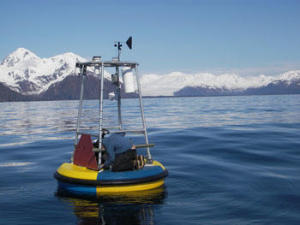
left=0, top=95, right=300, bottom=225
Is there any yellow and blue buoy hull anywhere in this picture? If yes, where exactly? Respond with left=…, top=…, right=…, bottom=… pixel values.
left=54, top=160, right=168, bottom=197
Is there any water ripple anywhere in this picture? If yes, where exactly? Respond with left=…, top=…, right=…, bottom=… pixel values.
left=0, top=95, right=300, bottom=224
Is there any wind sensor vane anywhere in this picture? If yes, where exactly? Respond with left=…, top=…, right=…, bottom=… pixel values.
left=114, top=36, right=132, bottom=60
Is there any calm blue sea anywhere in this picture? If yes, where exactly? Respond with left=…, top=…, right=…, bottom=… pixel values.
left=0, top=95, right=300, bottom=225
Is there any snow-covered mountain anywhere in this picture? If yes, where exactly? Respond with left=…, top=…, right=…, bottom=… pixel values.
left=140, top=70, right=300, bottom=96
left=0, top=48, right=300, bottom=99
left=0, top=48, right=87, bottom=94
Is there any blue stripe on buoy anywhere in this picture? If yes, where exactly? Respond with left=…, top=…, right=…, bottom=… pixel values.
left=57, top=181, right=97, bottom=197
left=97, top=166, right=164, bottom=181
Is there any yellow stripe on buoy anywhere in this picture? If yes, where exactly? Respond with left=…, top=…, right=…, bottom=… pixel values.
left=96, top=179, right=164, bottom=195
left=57, top=163, right=98, bottom=180
left=57, top=161, right=166, bottom=182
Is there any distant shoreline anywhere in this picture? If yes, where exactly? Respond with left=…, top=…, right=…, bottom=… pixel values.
left=1, top=93, right=300, bottom=103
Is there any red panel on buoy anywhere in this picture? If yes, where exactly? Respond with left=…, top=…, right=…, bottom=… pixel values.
left=73, top=134, right=98, bottom=170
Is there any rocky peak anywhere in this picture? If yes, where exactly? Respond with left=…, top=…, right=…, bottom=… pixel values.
left=1, top=48, right=39, bottom=67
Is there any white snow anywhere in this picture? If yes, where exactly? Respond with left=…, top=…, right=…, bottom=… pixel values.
left=1, top=48, right=300, bottom=96
left=140, top=70, right=300, bottom=96
left=278, top=70, right=300, bottom=84
left=0, top=48, right=89, bottom=94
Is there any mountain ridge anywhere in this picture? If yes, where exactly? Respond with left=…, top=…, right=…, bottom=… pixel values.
left=0, top=48, right=87, bottom=94
left=1, top=48, right=300, bottom=102
left=174, top=78, right=300, bottom=97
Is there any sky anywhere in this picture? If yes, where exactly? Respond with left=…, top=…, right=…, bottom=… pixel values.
left=1, top=0, right=300, bottom=76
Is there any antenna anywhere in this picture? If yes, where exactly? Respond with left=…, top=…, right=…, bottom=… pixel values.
left=114, top=36, right=133, bottom=60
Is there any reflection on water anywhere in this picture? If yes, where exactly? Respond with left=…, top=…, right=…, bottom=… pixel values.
left=0, top=101, right=79, bottom=147
left=1, top=95, right=299, bottom=145
left=0, top=161, right=35, bottom=167
left=57, top=187, right=166, bottom=225
left=144, top=95, right=300, bottom=128
left=1, top=95, right=300, bottom=224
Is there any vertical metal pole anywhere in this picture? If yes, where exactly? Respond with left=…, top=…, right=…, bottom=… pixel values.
left=116, top=66, right=122, bottom=130
left=118, top=42, right=121, bottom=61
left=118, top=42, right=122, bottom=61
left=116, top=42, right=122, bottom=130
left=74, top=65, right=86, bottom=146
left=135, top=65, right=152, bottom=160
left=98, top=63, right=105, bottom=168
